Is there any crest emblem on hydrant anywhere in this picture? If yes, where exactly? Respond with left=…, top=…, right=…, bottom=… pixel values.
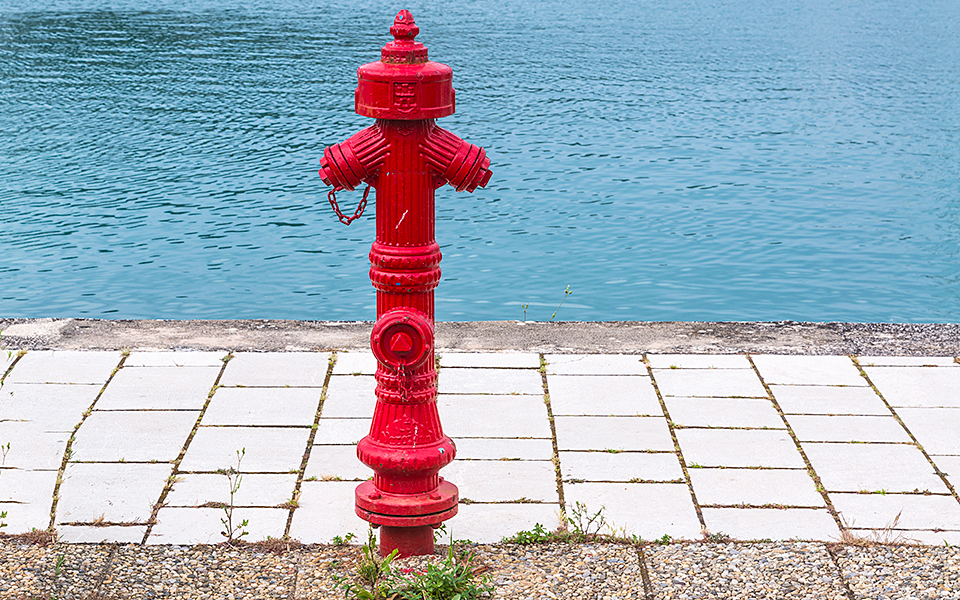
left=318, top=9, right=492, bottom=557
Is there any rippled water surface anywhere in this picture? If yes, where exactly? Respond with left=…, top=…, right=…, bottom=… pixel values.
left=2, top=0, right=959, bottom=322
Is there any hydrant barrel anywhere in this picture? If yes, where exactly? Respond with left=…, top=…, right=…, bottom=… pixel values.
left=318, top=9, right=492, bottom=558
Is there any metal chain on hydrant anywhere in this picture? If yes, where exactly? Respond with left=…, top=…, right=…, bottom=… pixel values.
left=328, top=185, right=371, bottom=225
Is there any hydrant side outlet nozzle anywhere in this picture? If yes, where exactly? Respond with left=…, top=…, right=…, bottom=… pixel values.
left=318, top=9, right=493, bottom=559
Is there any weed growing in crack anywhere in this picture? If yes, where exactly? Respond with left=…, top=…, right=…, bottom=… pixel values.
left=332, top=532, right=357, bottom=546
left=217, top=448, right=249, bottom=543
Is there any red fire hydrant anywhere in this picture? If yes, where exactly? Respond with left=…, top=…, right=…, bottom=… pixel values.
left=318, top=10, right=492, bottom=557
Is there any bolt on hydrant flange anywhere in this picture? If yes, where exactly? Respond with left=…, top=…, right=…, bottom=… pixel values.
left=318, top=9, right=492, bottom=558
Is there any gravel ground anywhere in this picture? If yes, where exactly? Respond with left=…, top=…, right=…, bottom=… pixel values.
left=2, top=538, right=957, bottom=599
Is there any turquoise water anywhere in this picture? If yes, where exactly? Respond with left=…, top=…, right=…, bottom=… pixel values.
left=2, top=0, right=958, bottom=323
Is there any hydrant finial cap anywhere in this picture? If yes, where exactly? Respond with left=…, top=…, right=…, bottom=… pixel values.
left=382, top=9, right=427, bottom=64
left=391, top=10, right=419, bottom=40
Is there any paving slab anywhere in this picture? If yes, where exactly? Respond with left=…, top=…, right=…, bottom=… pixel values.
left=834, top=545, right=960, bottom=599
left=689, top=468, right=824, bottom=507
left=165, top=473, right=298, bottom=507
left=865, top=366, right=960, bottom=407
left=448, top=502, right=562, bottom=543
left=859, top=356, right=958, bottom=367
left=331, top=350, right=377, bottom=375
left=896, top=407, right=960, bottom=455
left=545, top=354, right=647, bottom=375
left=438, top=368, right=543, bottom=395
left=752, top=354, right=865, bottom=386
left=304, top=444, right=371, bottom=481
left=554, top=416, right=674, bottom=452
left=439, top=352, right=540, bottom=368
left=831, top=492, right=960, bottom=531
left=787, top=414, right=911, bottom=443
left=3, top=350, right=119, bottom=384
left=219, top=352, right=330, bottom=386
left=665, top=396, right=784, bottom=428
left=803, top=443, right=948, bottom=493
left=0, top=468, right=62, bottom=504
left=0, top=382, right=99, bottom=431
left=313, top=418, right=370, bottom=446
left=70, top=409, right=198, bottom=462
left=58, top=524, right=146, bottom=543
left=559, top=450, right=684, bottom=483
left=700, top=508, right=840, bottom=541
left=0, top=422, right=71, bottom=470
left=0, top=350, right=15, bottom=375
left=647, top=354, right=752, bottom=369
left=96, top=366, right=220, bottom=410
left=452, top=438, right=554, bottom=461
left=203, top=386, right=321, bottom=426
left=933, top=455, right=960, bottom=487
left=178, top=426, right=311, bottom=473
left=771, top=384, right=890, bottom=415
left=320, top=374, right=376, bottom=417
left=288, top=480, right=369, bottom=543
left=563, top=482, right=702, bottom=540
left=652, top=368, right=767, bottom=398
left=0, top=496, right=54, bottom=534
left=647, top=542, right=848, bottom=598
left=438, top=394, right=551, bottom=438
left=546, top=374, right=662, bottom=416
left=442, top=460, right=557, bottom=503
left=676, top=429, right=805, bottom=468
left=147, top=506, right=290, bottom=545
left=125, top=351, right=227, bottom=367
left=55, top=462, right=171, bottom=524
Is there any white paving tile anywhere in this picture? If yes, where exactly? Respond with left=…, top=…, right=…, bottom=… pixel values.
left=859, top=357, right=957, bottom=367
left=545, top=354, right=647, bottom=375
left=546, top=375, right=662, bottom=416
left=554, top=416, right=674, bottom=452
left=803, top=443, right=947, bottom=493
left=933, top=456, right=960, bottom=487
left=0, top=383, right=99, bottom=431
left=452, top=438, right=554, bottom=461
left=203, top=387, right=321, bottom=426
left=689, top=468, right=824, bottom=507
left=124, top=352, right=227, bottom=368
left=647, top=355, right=751, bottom=369
left=71, top=410, right=198, bottom=462
left=304, top=445, right=372, bottom=481
left=0, top=423, right=71, bottom=470
left=865, top=367, right=960, bottom=407
left=831, top=493, right=960, bottom=531
left=56, top=462, right=171, bottom=524
left=559, top=451, right=684, bottom=482
left=220, top=352, right=331, bottom=387
left=700, top=508, right=839, bottom=541
left=96, top=366, right=220, bottom=410
left=442, top=460, right=557, bottom=503
left=321, top=375, right=376, bottom=418
left=787, top=415, right=911, bottom=443
left=896, top=408, right=960, bottom=455
left=1, top=351, right=15, bottom=374
left=288, top=481, right=368, bottom=543
left=665, top=397, right=784, bottom=429
left=179, top=427, right=311, bottom=473
left=4, top=351, right=120, bottom=384
left=0, top=499, right=53, bottom=534
left=166, top=473, right=298, bottom=507
left=771, top=385, right=890, bottom=415
left=148, top=506, right=290, bottom=544
left=0, top=468, right=59, bottom=503
left=564, top=483, right=702, bottom=540
left=313, top=419, right=370, bottom=446
left=751, top=355, right=865, bottom=386
left=652, top=369, right=767, bottom=398
left=58, top=525, right=147, bottom=544
left=438, top=369, right=543, bottom=395
left=676, top=429, right=804, bottom=468
left=440, top=353, right=540, bottom=369
left=332, top=351, right=377, bottom=375
left=438, top=394, right=551, bottom=438
left=451, top=503, right=562, bottom=544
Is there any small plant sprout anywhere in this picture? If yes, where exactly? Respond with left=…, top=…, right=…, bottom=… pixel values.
left=549, top=285, right=572, bottom=322
left=521, top=303, right=528, bottom=322
left=54, top=553, right=66, bottom=577
left=332, top=532, right=357, bottom=546
left=218, top=448, right=249, bottom=543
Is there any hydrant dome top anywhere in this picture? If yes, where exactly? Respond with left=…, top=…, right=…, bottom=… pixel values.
left=355, top=10, right=456, bottom=120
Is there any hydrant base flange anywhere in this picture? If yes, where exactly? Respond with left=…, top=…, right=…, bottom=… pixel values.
left=355, top=480, right=458, bottom=527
